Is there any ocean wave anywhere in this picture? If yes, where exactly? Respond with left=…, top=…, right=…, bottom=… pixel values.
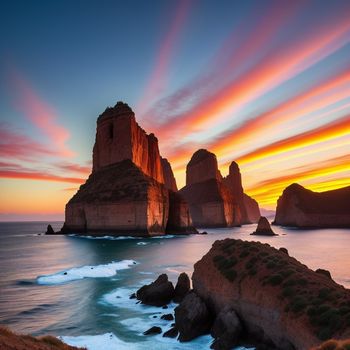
left=37, top=260, right=137, bottom=285
left=68, top=234, right=186, bottom=241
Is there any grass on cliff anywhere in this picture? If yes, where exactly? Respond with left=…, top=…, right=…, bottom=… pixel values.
left=212, top=239, right=350, bottom=342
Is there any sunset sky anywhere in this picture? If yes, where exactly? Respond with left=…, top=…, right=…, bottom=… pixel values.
left=0, top=0, right=349, bottom=221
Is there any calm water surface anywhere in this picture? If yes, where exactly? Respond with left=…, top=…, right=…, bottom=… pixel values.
left=0, top=221, right=349, bottom=349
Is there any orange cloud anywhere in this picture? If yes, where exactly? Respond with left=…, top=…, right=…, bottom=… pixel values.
left=0, top=169, right=84, bottom=184
left=235, top=115, right=350, bottom=165
left=246, top=154, right=350, bottom=205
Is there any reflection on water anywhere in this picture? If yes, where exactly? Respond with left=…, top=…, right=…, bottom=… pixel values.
left=0, top=221, right=349, bottom=342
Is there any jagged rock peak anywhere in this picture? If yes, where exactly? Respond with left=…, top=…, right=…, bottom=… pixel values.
left=98, top=101, right=134, bottom=121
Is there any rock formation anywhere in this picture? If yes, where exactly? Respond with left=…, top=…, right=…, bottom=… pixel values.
left=174, top=272, right=190, bottom=303
left=62, top=102, right=196, bottom=236
left=273, top=183, right=350, bottom=228
left=192, top=238, right=350, bottom=349
left=251, top=216, right=276, bottom=236
left=180, top=150, right=260, bottom=227
left=223, top=161, right=260, bottom=224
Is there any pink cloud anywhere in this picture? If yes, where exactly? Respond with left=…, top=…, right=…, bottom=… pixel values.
left=0, top=125, right=57, bottom=160
left=136, top=0, right=192, bottom=114
left=10, top=70, right=74, bottom=157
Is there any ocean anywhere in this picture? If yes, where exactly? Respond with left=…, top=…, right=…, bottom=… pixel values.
left=0, top=221, right=349, bottom=350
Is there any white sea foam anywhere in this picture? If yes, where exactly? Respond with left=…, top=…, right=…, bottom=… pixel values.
left=137, top=242, right=148, bottom=245
left=69, top=234, right=184, bottom=241
left=61, top=332, right=253, bottom=350
left=37, top=260, right=137, bottom=285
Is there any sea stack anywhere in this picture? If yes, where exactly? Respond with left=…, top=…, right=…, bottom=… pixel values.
left=179, top=149, right=241, bottom=227
left=62, top=101, right=195, bottom=236
left=223, top=161, right=260, bottom=224
left=273, top=183, right=350, bottom=228
left=179, top=149, right=260, bottom=227
left=251, top=216, right=276, bottom=236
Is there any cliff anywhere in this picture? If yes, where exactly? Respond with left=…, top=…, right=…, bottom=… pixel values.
left=274, top=183, right=350, bottom=228
left=180, top=150, right=241, bottom=227
left=192, top=239, right=350, bottom=349
left=0, top=327, right=84, bottom=350
left=63, top=160, right=169, bottom=235
left=92, top=102, right=164, bottom=183
left=63, top=101, right=195, bottom=236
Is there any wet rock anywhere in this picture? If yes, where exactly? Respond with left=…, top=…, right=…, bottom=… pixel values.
left=129, top=293, right=136, bottom=299
left=174, top=272, right=190, bottom=303
left=136, top=274, right=175, bottom=306
left=175, top=291, right=213, bottom=341
left=210, top=308, right=242, bottom=350
left=45, top=224, right=55, bottom=235
left=161, top=313, right=174, bottom=321
left=163, top=327, right=178, bottom=338
left=143, top=326, right=162, bottom=335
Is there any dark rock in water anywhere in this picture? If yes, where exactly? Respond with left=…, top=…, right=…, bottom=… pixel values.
left=210, top=307, right=242, bottom=350
left=153, top=315, right=157, bottom=318
left=143, top=326, right=162, bottom=335
left=161, top=313, right=174, bottom=321
left=136, top=274, right=175, bottom=306
left=175, top=291, right=212, bottom=341
left=279, top=247, right=289, bottom=255
left=63, top=272, right=67, bottom=275
left=162, top=305, right=168, bottom=309
left=251, top=216, right=276, bottom=236
left=199, top=231, right=208, bottom=235
left=316, top=268, right=332, bottom=279
left=129, top=293, right=136, bottom=299
left=163, top=327, right=178, bottom=338
left=174, top=272, right=190, bottom=303
left=45, top=224, right=55, bottom=235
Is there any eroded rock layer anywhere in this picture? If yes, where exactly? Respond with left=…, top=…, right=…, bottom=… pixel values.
left=274, top=183, right=350, bottom=228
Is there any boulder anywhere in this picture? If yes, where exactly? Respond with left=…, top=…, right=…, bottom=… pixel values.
left=175, top=291, right=213, bottom=341
left=211, top=307, right=242, bottom=350
left=161, top=314, right=174, bottom=321
left=143, top=326, right=162, bottom=335
left=251, top=216, right=276, bottom=236
left=273, top=183, right=350, bottom=228
left=136, top=274, right=175, bottom=306
left=163, top=327, right=178, bottom=338
left=315, top=269, right=332, bottom=279
left=173, top=272, right=190, bottom=303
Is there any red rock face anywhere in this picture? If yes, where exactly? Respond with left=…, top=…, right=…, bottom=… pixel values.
left=92, top=102, right=164, bottom=183
left=161, top=157, right=178, bottom=191
left=274, top=183, right=350, bottom=228
left=223, top=161, right=260, bottom=224
left=63, top=160, right=169, bottom=236
left=180, top=150, right=241, bottom=227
